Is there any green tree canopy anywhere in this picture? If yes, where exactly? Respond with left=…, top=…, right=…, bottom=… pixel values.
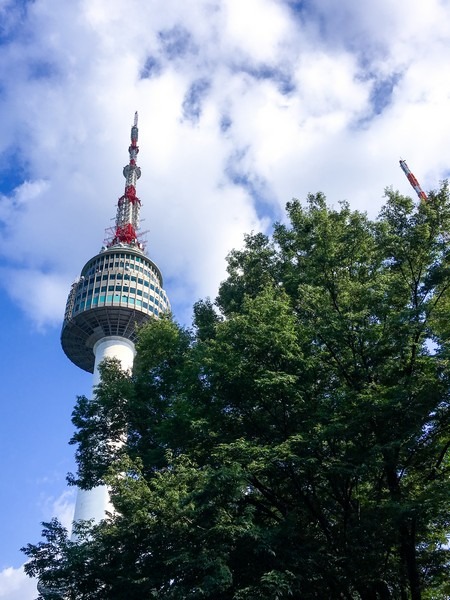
left=23, top=188, right=450, bottom=599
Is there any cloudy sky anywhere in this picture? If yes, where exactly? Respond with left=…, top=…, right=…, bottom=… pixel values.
left=1, top=0, right=450, bottom=597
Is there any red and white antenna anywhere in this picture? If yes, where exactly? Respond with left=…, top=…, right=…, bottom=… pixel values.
left=399, top=159, right=427, bottom=202
left=107, top=112, right=144, bottom=248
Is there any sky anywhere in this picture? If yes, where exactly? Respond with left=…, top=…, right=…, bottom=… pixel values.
left=1, top=0, right=450, bottom=597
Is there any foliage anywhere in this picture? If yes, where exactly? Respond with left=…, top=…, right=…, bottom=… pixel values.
left=23, top=187, right=450, bottom=599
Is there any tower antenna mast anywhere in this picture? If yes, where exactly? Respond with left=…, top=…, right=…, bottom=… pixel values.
left=399, top=159, right=428, bottom=202
left=107, top=111, right=144, bottom=248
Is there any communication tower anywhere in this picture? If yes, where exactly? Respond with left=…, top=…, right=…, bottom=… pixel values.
left=61, top=113, right=170, bottom=526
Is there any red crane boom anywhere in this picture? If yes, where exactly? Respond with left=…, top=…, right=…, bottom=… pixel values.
left=399, top=159, right=427, bottom=202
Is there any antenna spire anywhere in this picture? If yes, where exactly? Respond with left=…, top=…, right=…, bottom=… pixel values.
left=107, top=111, right=143, bottom=248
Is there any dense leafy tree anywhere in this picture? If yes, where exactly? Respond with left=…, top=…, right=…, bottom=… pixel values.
left=23, top=188, right=450, bottom=599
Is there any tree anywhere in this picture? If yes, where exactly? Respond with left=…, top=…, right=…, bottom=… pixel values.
left=23, top=188, right=450, bottom=599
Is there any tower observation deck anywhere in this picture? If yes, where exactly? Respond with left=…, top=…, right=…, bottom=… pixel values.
left=61, top=113, right=170, bottom=373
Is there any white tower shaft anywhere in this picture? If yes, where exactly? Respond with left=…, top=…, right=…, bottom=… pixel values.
left=71, top=337, right=135, bottom=538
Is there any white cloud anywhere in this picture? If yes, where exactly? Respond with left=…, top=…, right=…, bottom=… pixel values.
left=0, top=566, right=37, bottom=600
left=0, top=267, right=70, bottom=330
left=40, top=489, right=76, bottom=532
left=221, top=0, right=292, bottom=63
left=0, top=490, right=75, bottom=600
left=0, top=0, right=449, bottom=333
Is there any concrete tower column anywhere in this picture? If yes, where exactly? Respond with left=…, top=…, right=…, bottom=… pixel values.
left=71, top=337, right=135, bottom=534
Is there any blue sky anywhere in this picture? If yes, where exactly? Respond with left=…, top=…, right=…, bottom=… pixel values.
left=1, top=0, right=450, bottom=597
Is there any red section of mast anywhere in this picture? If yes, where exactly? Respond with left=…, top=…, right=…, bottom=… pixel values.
left=399, top=159, right=428, bottom=202
left=107, top=112, right=144, bottom=248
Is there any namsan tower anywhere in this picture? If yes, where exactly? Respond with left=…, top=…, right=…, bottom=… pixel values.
left=61, top=112, right=170, bottom=527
